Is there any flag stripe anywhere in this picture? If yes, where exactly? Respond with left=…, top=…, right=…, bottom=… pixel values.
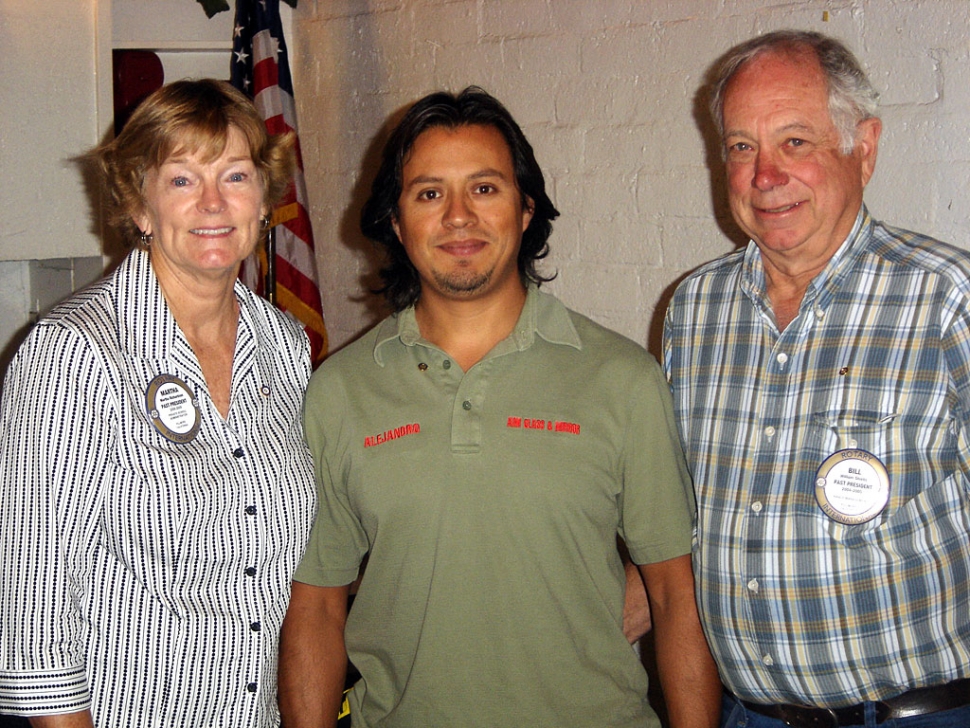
left=276, top=230, right=317, bottom=288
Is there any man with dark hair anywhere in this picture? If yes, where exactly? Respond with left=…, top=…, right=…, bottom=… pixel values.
left=280, top=87, right=720, bottom=728
left=665, top=30, right=970, bottom=727
left=358, top=86, right=560, bottom=313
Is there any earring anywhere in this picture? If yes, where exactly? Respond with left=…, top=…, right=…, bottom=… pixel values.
left=260, top=216, right=271, bottom=230
left=140, top=232, right=153, bottom=247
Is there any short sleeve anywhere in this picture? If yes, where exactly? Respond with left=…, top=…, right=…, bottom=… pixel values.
left=617, top=354, right=695, bottom=565
left=293, top=370, right=369, bottom=587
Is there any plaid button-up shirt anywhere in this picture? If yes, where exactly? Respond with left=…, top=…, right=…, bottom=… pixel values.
left=664, top=207, right=970, bottom=706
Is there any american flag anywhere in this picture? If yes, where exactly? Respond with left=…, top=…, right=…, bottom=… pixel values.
left=231, top=0, right=327, bottom=364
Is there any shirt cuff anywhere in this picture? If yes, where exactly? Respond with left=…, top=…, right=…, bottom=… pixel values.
left=0, top=665, right=90, bottom=715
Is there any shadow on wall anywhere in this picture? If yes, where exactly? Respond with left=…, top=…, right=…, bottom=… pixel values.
left=328, top=100, right=433, bottom=354
left=645, top=56, right=749, bottom=359
left=337, top=108, right=402, bottom=339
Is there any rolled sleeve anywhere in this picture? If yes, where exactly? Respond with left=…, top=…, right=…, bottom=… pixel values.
left=0, top=326, right=107, bottom=714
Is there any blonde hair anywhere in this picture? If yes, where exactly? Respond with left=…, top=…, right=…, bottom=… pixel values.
left=89, top=79, right=296, bottom=245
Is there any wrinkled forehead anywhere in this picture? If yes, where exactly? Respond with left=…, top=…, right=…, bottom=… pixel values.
left=723, top=49, right=830, bottom=126
left=730, top=46, right=824, bottom=92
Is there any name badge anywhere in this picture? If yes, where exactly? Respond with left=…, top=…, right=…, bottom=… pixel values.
left=145, top=374, right=201, bottom=444
left=815, top=449, right=890, bottom=524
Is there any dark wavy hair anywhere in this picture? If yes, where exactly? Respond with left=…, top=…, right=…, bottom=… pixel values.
left=361, top=87, right=560, bottom=311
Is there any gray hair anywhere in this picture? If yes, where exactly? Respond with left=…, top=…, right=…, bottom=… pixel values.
left=710, top=30, right=879, bottom=154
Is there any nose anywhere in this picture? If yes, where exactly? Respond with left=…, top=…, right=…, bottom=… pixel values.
left=198, top=180, right=226, bottom=213
left=443, top=193, right=476, bottom=229
left=752, top=148, right=789, bottom=191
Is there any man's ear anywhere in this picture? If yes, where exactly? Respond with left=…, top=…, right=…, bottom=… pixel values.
left=856, top=117, right=882, bottom=188
left=521, top=196, right=535, bottom=233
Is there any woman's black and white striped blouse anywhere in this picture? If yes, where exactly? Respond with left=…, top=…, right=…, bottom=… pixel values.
left=0, top=248, right=316, bottom=726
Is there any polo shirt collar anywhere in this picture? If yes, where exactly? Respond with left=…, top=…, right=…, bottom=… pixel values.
left=371, top=284, right=581, bottom=366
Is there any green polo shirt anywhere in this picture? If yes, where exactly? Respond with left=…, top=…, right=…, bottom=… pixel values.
left=296, top=286, right=694, bottom=727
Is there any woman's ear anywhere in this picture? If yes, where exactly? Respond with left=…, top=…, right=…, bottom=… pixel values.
left=131, top=209, right=151, bottom=237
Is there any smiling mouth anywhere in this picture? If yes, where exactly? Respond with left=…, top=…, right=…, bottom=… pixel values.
left=759, top=202, right=802, bottom=214
left=190, top=227, right=233, bottom=236
left=439, top=240, right=486, bottom=256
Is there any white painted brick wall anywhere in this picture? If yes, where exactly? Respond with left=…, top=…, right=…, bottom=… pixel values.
left=291, top=0, right=970, bottom=356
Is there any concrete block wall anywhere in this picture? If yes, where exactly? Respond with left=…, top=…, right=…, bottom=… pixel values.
left=291, top=0, right=970, bottom=356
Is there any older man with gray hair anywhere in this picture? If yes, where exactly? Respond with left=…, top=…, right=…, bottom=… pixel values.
left=664, top=30, right=970, bottom=728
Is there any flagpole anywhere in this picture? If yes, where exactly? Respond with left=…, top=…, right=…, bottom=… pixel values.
left=266, top=224, right=277, bottom=306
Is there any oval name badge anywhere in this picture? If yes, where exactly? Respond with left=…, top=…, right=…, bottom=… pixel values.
left=145, top=374, right=201, bottom=444
left=814, top=448, right=890, bottom=525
